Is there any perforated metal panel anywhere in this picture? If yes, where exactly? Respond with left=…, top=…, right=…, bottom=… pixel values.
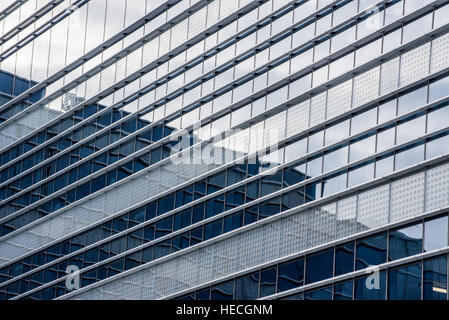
left=326, top=79, right=352, bottom=120
left=400, top=42, right=430, bottom=86
left=425, top=162, right=449, bottom=212
left=390, top=172, right=425, bottom=222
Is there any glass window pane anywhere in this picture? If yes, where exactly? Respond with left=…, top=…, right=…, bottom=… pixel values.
left=211, top=280, right=234, bottom=300
left=423, top=256, right=447, bottom=300
left=335, top=242, right=354, bottom=276
left=235, top=272, right=259, bottom=300
left=354, top=271, right=386, bottom=300
left=334, top=279, right=353, bottom=300
left=259, top=268, right=277, bottom=298
left=305, top=248, right=334, bottom=283
left=424, top=216, right=448, bottom=252
left=388, top=263, right=422, bottom=300
left=356, top=233, right=387, bottom=270
left=398, top=86, right=427, bottom=116
left=304, top=285, right=332, bottom=300
left=389, top=223, right=423, bottom=261
left=277, top=258, right=305, bottom=292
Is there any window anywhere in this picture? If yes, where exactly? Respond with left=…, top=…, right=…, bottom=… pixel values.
left=334, top=279, right=353, bottom=300
left=389, top=223, right=423, bottom=261
left=259, top=267, right=277, bottom=298
left=305, top=248, right=334, bottom=283
left=424, top=216, right=448, bottom=252
left=354, top=271, right=386, bottom=300
left=356, top=233, right=387, bottom=270
left=234, top=273, right=259, bottom=300
left=423, top=256, right=447, bottom=300
left=388, top=263, right=422, bottom=300
left=335, top=242, right=354, bottom=276
left=211, top=280, right=234, bottom=300
left=304, top=285, right=332, bottom=300
left=277, top=258, right=304, bottom=292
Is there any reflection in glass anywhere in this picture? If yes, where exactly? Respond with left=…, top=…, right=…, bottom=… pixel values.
left=334, top=279, right=353, bottom=300
left=259, top=268, right=277, bottom=298
left=389, top=224, right=423, bottom=261
left=354, top=271, right=386, bottom=300
left=335, top=242, right=355, bottom=276
left=424, top=216, right=448, bottom=252
left=277, top=258, right=304, bottom=292
left=234, top=272, right=259, bottom=300
left=211, top=280, right=234, bottom=300
left=388, top=263, right=422, bottom=300
left=304, top=285, right=332, bottom=300
left=356, top=233, right=387, bottom=270
left=305, top=248, right=334, bottom=283
left=423, top=256, right=447, bottom=300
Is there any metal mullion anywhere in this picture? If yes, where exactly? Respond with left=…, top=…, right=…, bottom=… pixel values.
left=0, top=0, right=89, bottom=61
left=0, top=0, right=408, bottom=175
left=4, top=100, right=449, bottom=288
left=0, top=0, right=367, bottom=196
left=2, top=26, right=449, bottom=245
left=165, top=211, right=449, bottom=300
left=0, top=0, right=65, bottom=45
left=0, top=0, right=183, bottom=122
left=20, top=153, right=449, bottom=299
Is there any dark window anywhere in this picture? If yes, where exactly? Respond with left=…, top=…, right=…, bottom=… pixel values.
left=277, top=258, right=304, bottom=292
left=211, top=280, right=234, bottom=300
left=423, top=256, right=447, bottom=300
left=389, top=224, right=422, bottom=261
left=304, top=286, right=332, bottom=300
left=354, top=271, right=386, bottom=300
left=355, top=233, right=387, bottom=270
left=305, top=248, right=334, bottom=283
left=388, top=263, right=422, bottom=300
left=259, top=267, right=277, bottom=298
left=234, top=272, right=259, bottom=300
left=334, top=280, right=353, bottom=300
left=335, top=242, right=354, bottom=276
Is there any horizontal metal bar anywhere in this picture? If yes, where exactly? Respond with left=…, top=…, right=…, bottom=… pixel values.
left=5, top=116, right=449, bottom=295
left=20, top=152, right=449, bottom=300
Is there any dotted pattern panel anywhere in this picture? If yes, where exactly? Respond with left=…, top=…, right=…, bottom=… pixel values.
left=352, top=66, right=380, bottom=108
left=390, top=172, right=425, bottom=223
left=425, top=162, right=449, bottom=212
left=336, top=195, right=357, bottom=238
left=430, top=32, right=449, bottom=74
left=286, top=100, right=310, bottom=138
left=309, top=91, right=327, bottom=127
left=326, top=79, right=352, bottom=120
left=357, top=184, right=389, bottom=232
left=400, top=42, right=430, bottom=87
left=380, top=57, right=399, bottom=96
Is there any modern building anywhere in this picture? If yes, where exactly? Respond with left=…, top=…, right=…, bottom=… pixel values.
left=0, top=0, right=449, bottom=300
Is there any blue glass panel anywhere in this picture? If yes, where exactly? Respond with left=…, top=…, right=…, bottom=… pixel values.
left=211, top=280, right=234, bottom=300
left=355, top=233, right=387, bottom=270
left=423, top=256, right=447, bottom=300
left=305, top=248, right=334, bottom=283
left=277, top=258, right=304, bottom=292
left=424, top=215, right=448, bottom=252
left=335, top=242, right=354, bottom=276
left=235, top=272, right=259, bottom=300
left=304, top=286, right=332, bottom=300
left=354, top=271, right=386, bottom=300
left=389, top=223, right=422, bottom=261
left=259, top=268, right=277, bottom=298
left=388, top=263, right=422, bottom=300
left=334, top=280, right=353, bottom=300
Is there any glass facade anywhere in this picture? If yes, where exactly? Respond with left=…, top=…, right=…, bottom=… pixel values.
left=0, top=0, right=449, bottom=300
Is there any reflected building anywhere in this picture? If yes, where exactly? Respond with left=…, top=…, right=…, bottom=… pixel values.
left=0, top=0, right=449, bottom=301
